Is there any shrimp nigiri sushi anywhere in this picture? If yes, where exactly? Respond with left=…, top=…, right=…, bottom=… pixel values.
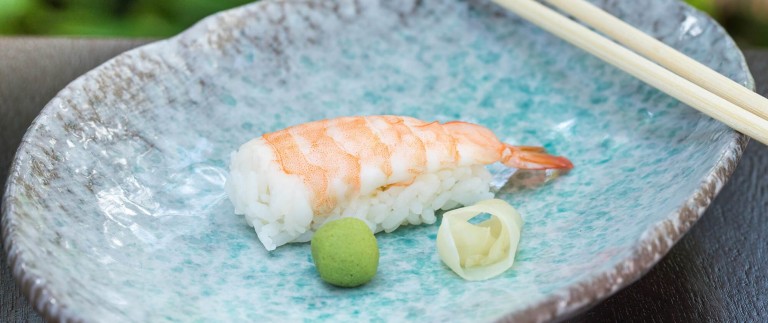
left=225, top=115, right=572, bottom=250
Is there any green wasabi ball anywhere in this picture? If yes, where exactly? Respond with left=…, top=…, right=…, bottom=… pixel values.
left=311, top=218, right=379, bottom=287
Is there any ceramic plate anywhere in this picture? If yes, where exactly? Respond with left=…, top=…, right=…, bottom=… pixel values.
left=2, top=0, right=751, bottom=321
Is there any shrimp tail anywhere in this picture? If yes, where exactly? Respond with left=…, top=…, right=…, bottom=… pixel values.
left=501, top=145, right=574, bottom=170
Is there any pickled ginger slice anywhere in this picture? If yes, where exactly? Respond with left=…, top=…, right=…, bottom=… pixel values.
left=436, top=199, right=523, bottom=281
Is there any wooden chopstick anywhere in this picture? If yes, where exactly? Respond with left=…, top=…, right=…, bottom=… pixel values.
left=491, top=0, right=768, bottom=145
left=546, top=0, right=768, bottom=121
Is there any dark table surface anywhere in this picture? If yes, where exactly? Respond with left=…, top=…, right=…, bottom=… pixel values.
left=1, top=38, right=766, bottom=322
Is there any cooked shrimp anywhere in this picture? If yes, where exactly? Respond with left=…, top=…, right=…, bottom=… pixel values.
left=261, top=115, right=572, bottom=213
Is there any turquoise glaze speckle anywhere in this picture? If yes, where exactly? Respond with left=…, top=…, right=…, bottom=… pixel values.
left=1, top=0, right=750, bottom=322
left=219, top=94, right=237, bottom=106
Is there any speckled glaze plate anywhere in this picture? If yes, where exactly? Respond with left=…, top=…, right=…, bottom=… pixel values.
left=1, top=0, right=751, bottom=322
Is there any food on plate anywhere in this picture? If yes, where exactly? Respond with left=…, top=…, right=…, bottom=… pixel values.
left=311, top=218, right=379, bottom=287
left=437, top=199, right=524, bottom=281
left=225, top=115, right=572, bottom=250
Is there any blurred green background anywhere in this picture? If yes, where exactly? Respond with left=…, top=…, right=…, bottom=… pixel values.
left=0, top=0, right=766, bottom=47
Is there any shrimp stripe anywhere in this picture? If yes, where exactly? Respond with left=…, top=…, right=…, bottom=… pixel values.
left=262, top=129, right=332, bottom=211
left=325, top=117, right=393, bottom=195
left=367, top=116, right=427, bottom=185
left=325, top=117, right=393, bottom=177
left=409, top=120, right=460, bottom=172
left=294, top=120, right=361, bottom=213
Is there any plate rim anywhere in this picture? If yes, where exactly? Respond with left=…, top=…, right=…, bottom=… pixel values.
left=0, top=0, right=752, bottom=321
